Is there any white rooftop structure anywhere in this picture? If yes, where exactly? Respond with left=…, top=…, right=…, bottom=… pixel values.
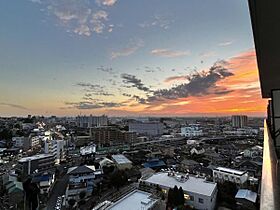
left=112, top=154, right=132, bottom=165
left=143, top=172, right=216, bottom=196
left=18, top=153, right=54, bottom=162
left=214, top=167, right=246, bottom=176
left=107, top=190, right=157, bottom=210
left=80, top=144, right=96, bottom=156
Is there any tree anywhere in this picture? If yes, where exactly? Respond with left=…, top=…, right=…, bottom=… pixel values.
left=178, top=187, right=185, bottom=206
left=217, top=181, right=238, bottom=208
left=68, top=199, right=76, bottom=209
left=173, top=185, right=179, bottom=206
left=167, top=188, right=174, bottom=208
left=167, top=186, right=185, bottom=209
left=79, top=191, right=86, bottom=200
left=110, top=170, right=127, bottom=190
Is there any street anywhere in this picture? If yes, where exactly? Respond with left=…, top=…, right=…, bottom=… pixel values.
left=46, top=174, right=69, bottom=210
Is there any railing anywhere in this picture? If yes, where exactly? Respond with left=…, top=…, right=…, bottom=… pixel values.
left=260, top=121, right=280, bottom=209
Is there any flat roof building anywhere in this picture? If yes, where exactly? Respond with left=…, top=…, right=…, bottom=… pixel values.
left=112, top=154, right=132, bottom=170
left=107, top=190, right=158, bottom=210
left=140, top=172, right=217, bottom=210
left=17, top=153, right=55, bottom=176
left=129, top=122, right=163, bottom=136
left=213, top=167, right=248, bottom=186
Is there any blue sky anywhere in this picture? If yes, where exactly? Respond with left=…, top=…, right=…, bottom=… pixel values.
left=0, top=0, right=264, bottom=116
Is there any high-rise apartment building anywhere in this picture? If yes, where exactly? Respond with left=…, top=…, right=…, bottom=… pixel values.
left=90, top=126, right=136, bottom=146
left=231, top=115, right=248, bottom=128
left=76, top=115, right=108, bottom=128
left=129, top=122, right=163, bottom=136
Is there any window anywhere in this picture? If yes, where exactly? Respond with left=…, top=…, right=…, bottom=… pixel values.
left=184, top=194, right=190, bottom=200
left=190, top=195, right=194, bottom=201
left=199, top=198, right=204, bottom=203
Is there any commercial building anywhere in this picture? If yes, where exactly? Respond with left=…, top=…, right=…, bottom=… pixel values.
left=231, top=115, right=248, bottom=128
left=76, top=115, right=108, bottom=128
left=17, top=153, right=55, bottom=176
left=213, top=167, right=248, bottom=186
left=129, top=122, right=163, bottom=136
left=140, top=172, right=217, bottom=210
left=112, top=154, right=132, bottom=170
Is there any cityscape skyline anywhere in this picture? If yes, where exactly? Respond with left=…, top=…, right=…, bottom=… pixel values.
left=0, top=0, right=266, bottom=117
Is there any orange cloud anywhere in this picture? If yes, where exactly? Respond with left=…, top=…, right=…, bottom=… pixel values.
left=140, top=49, right=266, bottom=116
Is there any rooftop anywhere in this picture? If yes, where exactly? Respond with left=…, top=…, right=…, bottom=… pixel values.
left=214, top=167, right=246, bottom=176
left=80, top=144, right=96, bottom=156
left=67, top=165, right=96, bottom=175
left=107, top=190, right=157, bottom=210
left=18, top=153, right=54, bottom=162
left=235, top=189, right=257, bottom=203
left=142, top=172, right=217, bottom=196
left=112, top=154, right=132, bottom=165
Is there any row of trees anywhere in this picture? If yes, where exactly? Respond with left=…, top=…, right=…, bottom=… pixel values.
left=167, top=185, right=185, bottom=209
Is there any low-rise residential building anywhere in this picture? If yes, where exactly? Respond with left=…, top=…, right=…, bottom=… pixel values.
left=140, top=172, right=217, bottom=210
left=32, top=173, right=55, bottom=195
left=235, top=189, right=257, bottom=210
left=236, top=160, right=262, bottom=178
left=243, top=145, right=263, bottom=158
left=2, top=173, right=24, bottom=205
left=112, top=154, right=133, bottom=170
left=213, top=167, right=248, bottom=186
left=180, top=159, right=200, bottom=172
left=66, top=165, right=103, bottom=202
left=143, top=158, right=166, bottom=170
left=190, top=146, right=205, bottom=155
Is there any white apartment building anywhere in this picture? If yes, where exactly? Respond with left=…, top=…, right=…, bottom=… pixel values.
left=140, top=172, right=217, bottom=210
left=181, top=124, right=203, bottom=137
left=231, top=115, right=248, bottom=128
left=12, top=136, right=40, bottom=151
left=30, top=136, right=40, bottom=147
left=44, top=139, right=65, bottom=164
left=213, top=167, right=248, bottom=185
left=76, top=115, right=108, bottom=128
left=129, top=122, right=163, bottom=136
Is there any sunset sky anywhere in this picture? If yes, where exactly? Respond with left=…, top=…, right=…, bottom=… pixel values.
left=0, top=0, right=267, bottom=117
